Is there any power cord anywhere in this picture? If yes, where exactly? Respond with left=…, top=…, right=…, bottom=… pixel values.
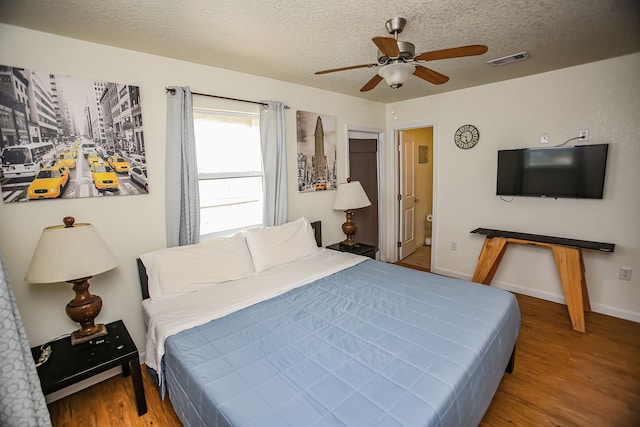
left=35, top=345, right=51, bottom=367
left=555, top=136, right=581, bottom=147
left=35, top=332, right=70, bottom=368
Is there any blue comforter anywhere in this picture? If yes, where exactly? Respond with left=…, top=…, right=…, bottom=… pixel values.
left=163, top=260, right=520, bottom=426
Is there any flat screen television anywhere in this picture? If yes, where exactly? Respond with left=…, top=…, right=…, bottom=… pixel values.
left=496, top=143, right=609, bottom=199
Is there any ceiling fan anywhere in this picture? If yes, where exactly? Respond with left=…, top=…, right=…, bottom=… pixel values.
left=315, top=17, right=488, bottom=92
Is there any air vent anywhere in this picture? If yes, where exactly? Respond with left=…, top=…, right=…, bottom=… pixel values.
left=487, top=52, right=529, bottom=66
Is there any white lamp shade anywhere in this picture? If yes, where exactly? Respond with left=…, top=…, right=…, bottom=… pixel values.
left=333, top=181, right=372, bottom=211
left=25, top=223, right=117, bottom=284
left=378, top=63, right=415, bottom=87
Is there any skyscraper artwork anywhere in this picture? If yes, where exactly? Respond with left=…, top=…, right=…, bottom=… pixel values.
left=296, top=110, right=337, bottom=192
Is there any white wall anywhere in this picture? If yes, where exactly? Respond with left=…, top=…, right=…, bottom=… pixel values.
left=385, top=53, right=640, bottom=321
left=1, top=23, right=638, bottom=360
left=0, top=24, right=384, bottom=351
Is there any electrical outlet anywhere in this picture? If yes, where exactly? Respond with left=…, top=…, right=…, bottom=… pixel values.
left=619, top=267, right=632, bottom=281
left=540, top=132, right=549, bottom=144
left=450, top=241, right=458, bottom=251
left=579, top=129, right=589, bottom=141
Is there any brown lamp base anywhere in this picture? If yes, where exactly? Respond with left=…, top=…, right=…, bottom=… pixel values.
left=70, top=323, right=108, bottom=345
left=66, top=276, right=108, bottom=346
left=341, top=209, right=361, bottom=247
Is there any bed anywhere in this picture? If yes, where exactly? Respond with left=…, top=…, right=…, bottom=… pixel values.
left=138, top=218, right=520, bottom=427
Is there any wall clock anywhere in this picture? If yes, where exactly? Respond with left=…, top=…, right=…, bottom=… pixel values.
left=454, top=124, right=479, bottom=149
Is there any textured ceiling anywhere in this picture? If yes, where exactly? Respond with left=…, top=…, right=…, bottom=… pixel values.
left=1, top=0, right=639, bottom=103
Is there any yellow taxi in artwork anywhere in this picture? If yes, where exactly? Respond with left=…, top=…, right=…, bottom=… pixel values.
left=58, top=151, right=76, bottom=169
left=107, top=155, right=130, bottom=173
left=87, top=151, right=101, bottom=167
left=27, top=164, right=70, bottom=200
left=71, top=141, right=81, bottom=158
left=90, top=162, right=119, bottom=192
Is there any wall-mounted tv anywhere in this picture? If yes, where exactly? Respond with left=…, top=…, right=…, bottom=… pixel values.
left=496, top=143, right=609, bottom=199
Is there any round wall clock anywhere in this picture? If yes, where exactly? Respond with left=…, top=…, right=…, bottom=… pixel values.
left=454, top=124, right=479, bottom=149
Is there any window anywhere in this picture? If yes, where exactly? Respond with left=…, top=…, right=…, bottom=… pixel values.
left=193, top=109, right=263, bottom=236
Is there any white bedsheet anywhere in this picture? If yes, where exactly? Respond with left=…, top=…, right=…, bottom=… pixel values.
left=143, top=248, right=366, bottom=375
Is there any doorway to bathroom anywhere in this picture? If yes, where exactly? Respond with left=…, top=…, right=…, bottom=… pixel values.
left=396, top=126, right=434, bottom=271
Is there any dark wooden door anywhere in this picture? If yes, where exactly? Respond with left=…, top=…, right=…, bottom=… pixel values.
left=348, top=138, right=378, bottom=247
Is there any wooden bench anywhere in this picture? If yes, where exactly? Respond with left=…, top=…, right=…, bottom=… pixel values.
left=470, top=228, right=614, bottom=332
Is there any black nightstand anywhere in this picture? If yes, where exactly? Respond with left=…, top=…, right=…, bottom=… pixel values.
left=31, top=319, right=147, bottom=416
left=327, top=242, right=377, bottom=259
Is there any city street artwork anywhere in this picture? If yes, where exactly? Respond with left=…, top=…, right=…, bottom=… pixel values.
left=0, top=65, right=148, bottom=203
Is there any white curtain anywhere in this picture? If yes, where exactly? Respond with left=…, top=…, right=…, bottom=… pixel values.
left=259, top=101, right=288, bottom=226
left=0, top=251, right=52, bottom=426
left=166, top=86, right=200, bottom=247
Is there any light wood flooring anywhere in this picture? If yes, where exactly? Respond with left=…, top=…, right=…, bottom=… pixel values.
left=46, top=290, right=639, bottom=426
left=396, top=244, right=431, bottom=271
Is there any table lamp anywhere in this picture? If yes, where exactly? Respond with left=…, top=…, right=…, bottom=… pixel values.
left=333, top=179, right=371, bottom=247
left=25, top=217, right=117, bottom=345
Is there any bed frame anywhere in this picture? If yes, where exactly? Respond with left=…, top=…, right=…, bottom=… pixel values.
left=136, top=221, right=322, bottom=300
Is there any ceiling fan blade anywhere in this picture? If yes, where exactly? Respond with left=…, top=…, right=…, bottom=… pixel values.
left=372, top=36, right=400, bottom=58
left=315, top=63, right=376, bottom=75
left=413, top=65, right=449, bottom=85
left=360, top=74, right=383, bottom=92
left=415, top=44, right=488, bottom=61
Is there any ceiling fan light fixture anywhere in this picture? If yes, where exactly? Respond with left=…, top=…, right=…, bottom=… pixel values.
left=315, top=18, right=488, bottom=94
left=378, top=62, right=415, bottom=88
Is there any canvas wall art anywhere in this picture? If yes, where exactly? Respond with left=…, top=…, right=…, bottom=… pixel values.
left=419, top=145, right=428, bottom=163
left=296, top=110, right=337, bottom=192
left=0, top=65, right=147, bottom=203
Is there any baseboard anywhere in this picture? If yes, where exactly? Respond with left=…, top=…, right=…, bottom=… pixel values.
left=44, top=366, right=122, bottom=403
left=432, top=267, right=640, bottom=324
left=589, top=303, right=640, bottom=323
left=495, top=280, right=640, bottom=323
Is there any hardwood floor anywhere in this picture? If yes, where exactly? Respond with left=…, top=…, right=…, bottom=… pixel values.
left=482, top=293, right=639, bottom=426
left=47, top=362, right=181, bottom=427
left=46, top=293, right=640, bottom=426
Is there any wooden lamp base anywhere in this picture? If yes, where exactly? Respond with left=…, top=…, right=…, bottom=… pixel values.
left=340, top=210, right=360, bottom=247
left=70, top=324, right=107, bottom=345
left=66, top=277, right=108, bottom=345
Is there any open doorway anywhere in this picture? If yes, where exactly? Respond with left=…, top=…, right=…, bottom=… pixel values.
left=347, top=130, right=382, bottom=250
left=396, top=126, right=434, bottom=271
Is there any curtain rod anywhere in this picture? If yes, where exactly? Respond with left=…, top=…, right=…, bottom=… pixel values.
left=165, top=87, right=289, bottom=109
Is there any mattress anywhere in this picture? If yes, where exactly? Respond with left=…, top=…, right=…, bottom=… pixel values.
left=160, top=259, right=520, bottom=427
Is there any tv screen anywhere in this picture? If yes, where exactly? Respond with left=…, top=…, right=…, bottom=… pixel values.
left=496, top=144, right=609, bottom=199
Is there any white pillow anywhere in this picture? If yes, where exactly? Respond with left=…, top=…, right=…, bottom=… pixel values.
left=139, top=232, right=254, bottom=301
left=245, top=217, right=320, bottom=272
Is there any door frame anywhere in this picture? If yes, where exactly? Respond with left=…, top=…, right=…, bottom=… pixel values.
left=391, top=121, right=438, bottom=266
left=345, top=125, right=385, bottom=256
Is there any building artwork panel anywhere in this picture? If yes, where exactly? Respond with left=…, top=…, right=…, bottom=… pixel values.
left=296, top=110, right=337, bottom=192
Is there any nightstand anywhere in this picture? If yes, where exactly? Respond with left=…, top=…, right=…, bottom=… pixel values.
left=327, top=242, right=377, bottom=259
left=31, top=319, right=147, bottom=416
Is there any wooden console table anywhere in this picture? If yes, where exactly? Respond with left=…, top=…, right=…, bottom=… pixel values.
left=470, top=228, right=614, bottom=333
